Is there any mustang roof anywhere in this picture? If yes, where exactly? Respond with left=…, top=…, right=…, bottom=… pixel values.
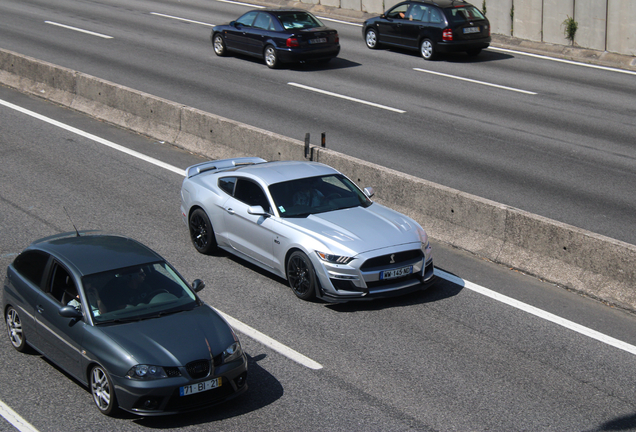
left=29, top=233, right=162, bottom=276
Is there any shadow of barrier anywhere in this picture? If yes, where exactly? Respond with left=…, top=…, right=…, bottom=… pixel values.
left=1, top=47, right=635, bottom=311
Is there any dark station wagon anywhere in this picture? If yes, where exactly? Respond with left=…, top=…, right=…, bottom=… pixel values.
left=363, top=0, right=490, bottom=60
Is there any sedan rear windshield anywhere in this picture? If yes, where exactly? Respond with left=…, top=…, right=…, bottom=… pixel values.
left=269, top=174, right=372, bottom=218
left=445, top=6, right=486, bottom=23
left=275, top=12, right=323, bottom=30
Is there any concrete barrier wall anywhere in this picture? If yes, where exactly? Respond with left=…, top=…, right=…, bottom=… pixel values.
left=2, top=47, right=635, bottom=310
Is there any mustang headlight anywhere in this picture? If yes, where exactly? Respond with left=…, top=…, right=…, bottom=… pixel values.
left=126, top=365, right=168, bottom=380
left=316, top=251, right=354, bottom=265
left=223, top=341, right=243, bottom=364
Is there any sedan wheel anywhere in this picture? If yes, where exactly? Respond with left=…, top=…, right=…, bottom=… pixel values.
left=365, top=28, right=379, bottom=49
left=420, top=39, right=436, bottom=60
left=189, top=208, right=217, bottom=254
left=6, top=307, right=27, bottom=352
left=287, top=251, right=317, bottom=301
left=91, top=365, right=118, bottom=416
left=264, top=45, right=280, bottom=69
left=213, top=33, right=227, bottom=56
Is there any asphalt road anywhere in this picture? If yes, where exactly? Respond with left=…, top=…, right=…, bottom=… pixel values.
left=3, top=83, right=636, bottom=431
left=1, top=0, right=635, bottom=247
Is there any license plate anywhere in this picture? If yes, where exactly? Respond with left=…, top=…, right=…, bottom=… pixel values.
left=380, top=265, right=412, bottom=280
left=309, top=37, right=327, bottom=44
left=179, top=377, right=221, bottom=396
left=463, top=27, right=480, bottom=34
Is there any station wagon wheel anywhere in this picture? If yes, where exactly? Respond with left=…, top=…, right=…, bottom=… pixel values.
left=264, top=45, right=280, bottom=69
left=213, top=33, right=227, bottom=56
left=6, top=307, right=27, bottom=352
left=189, top=208, right=217, bottom=254
left=420, top=38, right=436, bottom=60
left=286, top=251, right=317, bottom=301
left=365, top=28, right=379, bottom=49
left=90, top=365, right=118, bottom=416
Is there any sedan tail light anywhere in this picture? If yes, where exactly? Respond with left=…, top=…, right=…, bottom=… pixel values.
left=286, top=37, right=300, bottom=47
left=442, top=28, right=453, bottom=41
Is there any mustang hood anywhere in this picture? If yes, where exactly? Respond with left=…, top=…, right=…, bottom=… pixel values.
left=99, top=305, right=233, bottom=367
left=285, top=204, right=423, bottom=254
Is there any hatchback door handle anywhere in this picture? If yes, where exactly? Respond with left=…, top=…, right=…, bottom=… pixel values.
left=37, top=305, right=44, bottom=314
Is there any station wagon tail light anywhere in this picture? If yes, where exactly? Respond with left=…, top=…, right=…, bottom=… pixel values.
left=286, top=37, right=300, bottom=47
left=442, top=28, right=453, bottom=41
left=316, top=251, right=354, bottom=265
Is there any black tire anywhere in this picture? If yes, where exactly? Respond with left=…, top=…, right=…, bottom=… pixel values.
left=420, top=38, right=436, bottom=60
left=212, top=33, right=227, bottom=56
left=286, top=251, right=317, bottom=301
left=264, top=45, right=280, bottom=69
left=365, top=28, right=379, bottom=49
left=5, top=306, right=27, bottom=352
left=466, top=48, right=482, bottom=57
left=189, top=208, right=217, bottom=254
left=90, top=365, right=118, bottom=416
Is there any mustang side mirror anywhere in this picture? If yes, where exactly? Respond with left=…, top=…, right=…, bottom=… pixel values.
left=247, top=205, right=270, bottom=217
left=363, top=187, right=375, bottom=198
left=192, top=279, right=205, bottom=292
left=59, top=305, right=83, bottom=319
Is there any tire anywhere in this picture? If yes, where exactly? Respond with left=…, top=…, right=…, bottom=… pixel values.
left=189, top=208, right=217, bottom=254
left=365, top=28, right=379, bottom=49
left=264, top=45, right=280, bottom=69
left=286, top=251, right=317, bottom=301
left=420, top=38, right=436, bottom=60
left=212, top=33, right=227, bottom=57
left=90, top=365, right=118, bottom=416
left=6, top=306, right=27, bottom=352
left=466, top=48, right=482, bottom=57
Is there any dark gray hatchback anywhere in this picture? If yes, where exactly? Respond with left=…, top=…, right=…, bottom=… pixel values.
left=3, top=232, right=247, bottom=416
left=363, top=0, right=490, bottom=60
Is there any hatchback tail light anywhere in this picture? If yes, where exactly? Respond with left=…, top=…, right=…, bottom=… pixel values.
left=442, top=29, right=453, bottom=41
left=286, top=38, right=300, bottom=48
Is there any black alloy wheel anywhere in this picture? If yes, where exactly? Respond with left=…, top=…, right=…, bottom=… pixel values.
left=286, top=251, right=317, bottom=301
left=189, top=208, right=217, bottom=254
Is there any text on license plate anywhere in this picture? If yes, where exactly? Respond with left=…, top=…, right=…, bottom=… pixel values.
left=380, top=265, right=412, bottom=280
left=463, top=27, right=480, bottom=34
left=309, top=37, right=327, bottom=44
left=180, top=377, right=221, bottom=396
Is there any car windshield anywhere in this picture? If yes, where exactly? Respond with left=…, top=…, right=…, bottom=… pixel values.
left=276, top=12, right=323, bottom=30
left=269, top=174, right=372, bottom=218
left=82, top=261, right=198, bottom=324
left=446, top=6, right=486, bottom=23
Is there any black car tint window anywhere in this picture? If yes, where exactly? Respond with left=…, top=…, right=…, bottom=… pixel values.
left=219, top=177, right=237, bottom=195
left=49, top=263, right=76, bottom=304
left=236, top=11, right=258, bottom=27
left=430, top=7, right=443, bottom=24
left=446, top=6, right=485, bottom=23
left=234, top=179, right=270, bottom=212
left=13, top=250, right=49, bottom=287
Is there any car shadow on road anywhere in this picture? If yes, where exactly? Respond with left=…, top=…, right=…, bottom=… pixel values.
left=134, top=353, right=283, bottom=428
left=377, top=46, right=513, bottom=64
left=215, top=53, right=360, bottom=71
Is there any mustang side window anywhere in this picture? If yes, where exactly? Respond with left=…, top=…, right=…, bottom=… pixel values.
left=219, top=177, right=237, bottom=195
left=234, top=179, right=271, bottom=213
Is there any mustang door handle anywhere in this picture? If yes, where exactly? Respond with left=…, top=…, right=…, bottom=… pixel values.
left=225, top=207, right=235, bottom=215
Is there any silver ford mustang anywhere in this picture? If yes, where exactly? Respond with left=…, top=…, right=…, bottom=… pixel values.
left=180, top=158, right=435, bottom=302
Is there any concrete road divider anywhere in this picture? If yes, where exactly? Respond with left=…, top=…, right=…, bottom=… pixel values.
left=2, top=47, right=635, bottom=311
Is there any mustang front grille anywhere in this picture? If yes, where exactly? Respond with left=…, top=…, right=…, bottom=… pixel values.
left=360, top=250, right=423, bottom=270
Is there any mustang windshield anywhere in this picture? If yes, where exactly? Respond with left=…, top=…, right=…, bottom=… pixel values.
left=269, top=174, right=372, bottom=218
left=82, top=261, right=198, bottom=324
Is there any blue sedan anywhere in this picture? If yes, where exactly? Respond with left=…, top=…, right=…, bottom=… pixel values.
left=212, top=8, right=340, bottom=68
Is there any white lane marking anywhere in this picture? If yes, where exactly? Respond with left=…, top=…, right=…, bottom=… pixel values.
left=489, top=47, right=636, bottom=76
left=288, top=82, right=406, bottom=113
left=435, top=268, right=636, bottom=356
left=150, top=12, right=215, bottom=27
left=0, top=99, right=185, bottom=176
left=216, top=0, right=265, bottom=8
left=413, top=67, right=537, bottom=95
left=216, top=309, right=323, bottom=370
left=44, top=21, right=113, bottom=39
left=316, top=17, right=362, bottom=27
left=0, top=400, right=39, bottom=432
left=0, top=98, right=321, bottom=369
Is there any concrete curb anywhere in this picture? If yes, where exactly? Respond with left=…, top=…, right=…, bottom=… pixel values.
left=1, top=47, right=635, bottom=311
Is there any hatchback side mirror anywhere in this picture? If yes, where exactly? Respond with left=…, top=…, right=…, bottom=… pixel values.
left=192, top=279, right=205, bottom=292
left=59, top=305, right=83, bottom=319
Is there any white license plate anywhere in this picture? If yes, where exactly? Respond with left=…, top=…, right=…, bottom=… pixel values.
left=380, top=265, right=412, bottom=280
left=179, top=377, right=221, bottom=396
left=309, top=37, right=327, bottom=44
left=463, top=27, right=480, bottom=34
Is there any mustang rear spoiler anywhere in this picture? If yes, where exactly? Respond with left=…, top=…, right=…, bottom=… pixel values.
left=185, top=157, right=267, bottom=178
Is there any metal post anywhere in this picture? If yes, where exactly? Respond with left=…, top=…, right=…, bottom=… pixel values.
left=321, top=132, right=326, bottom=148
left=305, top=133, right=310, bottom=158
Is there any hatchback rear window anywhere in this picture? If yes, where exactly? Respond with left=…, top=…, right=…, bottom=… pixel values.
left=445, top=6, right=485, bottom=23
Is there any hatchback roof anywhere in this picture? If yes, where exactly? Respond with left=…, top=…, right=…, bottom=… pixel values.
left=410, top=0, right=473, bottom=7
left=28, top=233, right=162, bottom=276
